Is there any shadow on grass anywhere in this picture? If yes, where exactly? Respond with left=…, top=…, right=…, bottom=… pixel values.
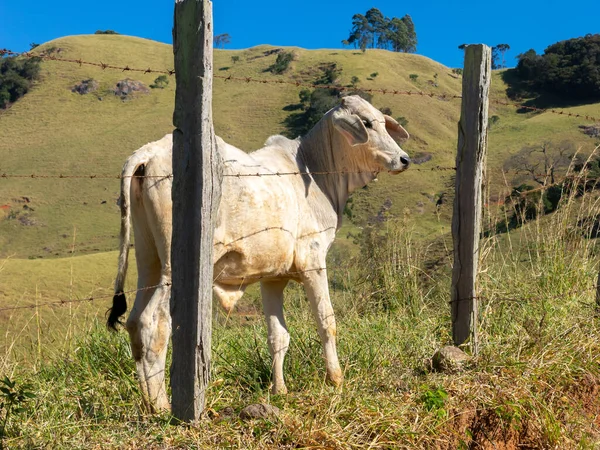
left=500, top=69, right=600, bottom=111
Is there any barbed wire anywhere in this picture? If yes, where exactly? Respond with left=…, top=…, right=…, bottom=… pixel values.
left=0, top=48, right=176, bottom=76
left=0, top=282, right=169, bottom=313
left=0, top=265, right=364, bottom=313
left=491, top=99, right=600, bottom=123
left=0, top=166, right=457, bottom=180
left=3, top=48, right=599, bottom=123
left=450, top=284, right=598, bottom=308
left=4, top=270, right=596, bottom=314
left=217, top=74, right=461, bottom=99
left=0, top=48, right=460, bottom=100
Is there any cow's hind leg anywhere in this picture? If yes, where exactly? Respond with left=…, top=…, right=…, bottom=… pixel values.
left=261, top=279, right=290, bottom=394
left=127, top=280, right=171, bottom=412
left=126, top=211, right=171, bottom=412
left=302, top=269, right=343, bottom=387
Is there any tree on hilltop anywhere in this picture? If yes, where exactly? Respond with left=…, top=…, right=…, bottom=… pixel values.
left=344, top=8, right=417, bottom=53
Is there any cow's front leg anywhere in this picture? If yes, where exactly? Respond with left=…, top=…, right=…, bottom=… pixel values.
left=260, top=279, right=290, bottom=394
left=126, top=277, right=171, bottom=412
left=301, top=269, right=343, bottom=387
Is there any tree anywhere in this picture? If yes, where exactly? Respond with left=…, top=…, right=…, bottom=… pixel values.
left=386, top=18, right=409, bottom=52
left=515, top=34, right=600, bottom=99
left=365, top=8, right=386, bottom=49
left=400, top=15, right=417, bottom=53
left=496, top=43, right=510, bottom=68
left=458, top=44, right=467, bottom=51
left=344, top=9, right=417, bottom=53
left=214, top=33, right=231, bottom=49
left=29, top=43, right=40, bottom=50
left=346, top=14, right=371, bottom=52
left=504, top=141, right=574, bottom=185
left=491, top=46, right=501, bottom=70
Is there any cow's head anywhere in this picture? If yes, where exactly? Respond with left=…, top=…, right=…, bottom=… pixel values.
left=331, top=95, right=410, bottom=174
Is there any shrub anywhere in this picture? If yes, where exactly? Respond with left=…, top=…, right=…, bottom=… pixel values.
left=0, top=56, right=41, bottom=109
left=489, top=115, right=500, bottom=128
left=409, top=73, right=419, bottom=82
left=149, top=75, right=169, bottom=89
left=231, top=55, right=240, bottom=64
left=379, top=106, right=393, bottom=116
left=267, top=51, right=294, bottom=74
left=351, top=75, right=360, bottom=86
left=370, top=72, right=378, bottom=78
left=94, top=30, right=119, bottom=35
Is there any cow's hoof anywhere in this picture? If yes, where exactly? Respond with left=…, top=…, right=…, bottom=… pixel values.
left=326, top=368, right=344, bottom=388
left=271, top=384, right=288, bottom=395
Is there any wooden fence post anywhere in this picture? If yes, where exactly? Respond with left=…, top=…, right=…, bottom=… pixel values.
left=596, top=271, right=600, bottom=312
left=451, top=44, right=491, bottom=355
left=171, top=0, right=221, bottom=421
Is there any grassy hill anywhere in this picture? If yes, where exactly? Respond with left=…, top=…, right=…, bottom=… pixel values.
left=1, top=34, right=596, bottom=261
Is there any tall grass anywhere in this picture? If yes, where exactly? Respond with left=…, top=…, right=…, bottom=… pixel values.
left=1, top=181, right=600, bottom=448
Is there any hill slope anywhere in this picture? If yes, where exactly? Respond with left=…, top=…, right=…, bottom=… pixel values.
left=0, top=34, right=598, bottom=260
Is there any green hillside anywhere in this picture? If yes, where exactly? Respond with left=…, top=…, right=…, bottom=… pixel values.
left=0, top=34, right=598, bottom=260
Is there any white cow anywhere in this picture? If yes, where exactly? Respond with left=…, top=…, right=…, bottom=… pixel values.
left=108, top=95, right=410, bottom=412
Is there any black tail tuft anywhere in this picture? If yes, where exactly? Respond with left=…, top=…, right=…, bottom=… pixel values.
left=107, top=291, right=127, bottom=331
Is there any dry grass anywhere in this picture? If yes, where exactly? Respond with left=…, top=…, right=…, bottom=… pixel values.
left=2, top=182, right=600, bottom=448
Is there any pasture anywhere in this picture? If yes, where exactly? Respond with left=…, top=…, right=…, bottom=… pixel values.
left=1, top=34, right=599, bottom=448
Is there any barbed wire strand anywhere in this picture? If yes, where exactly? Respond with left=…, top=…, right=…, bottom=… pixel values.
left=2, top=48, right=599, bottom=122
left=0, top=48, right=459, bottom=100
left=449, top=284, right=598, bottom=307
left=0, top=265, right=364, bottom=313
left=0, top=166, right=457, bottom=180
left=3, top=274, right=596, bottom=314
left=0, top=282, right=169, bottom=313
left=491, top=99, right=600, bottom=123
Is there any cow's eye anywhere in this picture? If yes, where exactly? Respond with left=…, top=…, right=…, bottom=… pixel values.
left=362, top=120, right=372, bottom=128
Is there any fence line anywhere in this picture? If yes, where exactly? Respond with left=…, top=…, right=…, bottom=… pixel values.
left=0, top=166, right=457, bottom=180
left=2, top=274, right=597, bottom=314
left=3, top=48, right=598, bottom=121
left=491, top=99, right=600, bottom=123
left=0, top=282, right=169, bottom=313
left=0, top=265, right=356, bottom=314
left=0, top=48, right=460, bottom=100
left=450, top=284, right=598, bottom=307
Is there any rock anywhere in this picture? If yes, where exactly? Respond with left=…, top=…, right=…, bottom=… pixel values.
left=239, top=403, right=280, bottom=421
left=113, top=79, right=149, bottom=100
left=431, top=346, right=470, bottom=373
left=72, top=79, right=99, bottom=95
left=580, top=124, right=600, bottom=138
left=213, top=406, right=235, bottom=423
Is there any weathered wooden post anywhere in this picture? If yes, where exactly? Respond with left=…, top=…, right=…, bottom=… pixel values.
left=171, top=0, right=221, bottom=421
left=596, top=272, right=600, bottom=312
left=451, top=44, right=491, bottom=355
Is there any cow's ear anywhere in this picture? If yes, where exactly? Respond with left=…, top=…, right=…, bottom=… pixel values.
left=332, top=110, right=369, bottom=146
left=384, top=115, right=409, bottom=142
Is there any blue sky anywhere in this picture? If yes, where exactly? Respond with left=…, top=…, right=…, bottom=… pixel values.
left=1, top=0, right=598, bottom=68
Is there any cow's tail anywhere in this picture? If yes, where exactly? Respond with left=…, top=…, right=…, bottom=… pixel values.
left=107, top=151, right=149, bottom=330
